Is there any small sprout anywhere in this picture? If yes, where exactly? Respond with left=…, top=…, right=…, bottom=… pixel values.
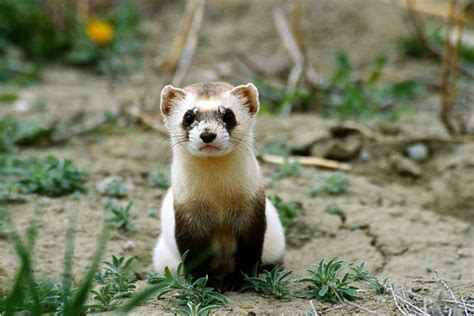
left=368, top=277, right=388, bottom=295
left=309, top=172, right=348, bottom=197
left=349, top=262, right=371, bottom=281
left=105, top=180, right=128, bottom=198
left=263, top=140, right=289, bottom=156
left=173, top=301, right=222, bottom=316
left=299, top=257, right=358, bottom=303
left=89, top=284, right=121, bottom=311
left=322, top=172, right=348, bottom=194
left=90, top=256, right=137, bottom=312
left=106, top=201, right=134, bottom=230
left=307, top=186, right=320, bottom=198
left=18, top=156, right=87, bottom=197
left=148, top=252, right=227, bottom=310
left=268, top=195, right=300, bottom=232
left=325, top=203, right=343, bottom=215
left=243, top=265, right=293, bottom=298
left=149, top=170, right=170, bottom=189
left=325, top=203, right=346, bottom=224
left=271, top=158, right=301, bottom=180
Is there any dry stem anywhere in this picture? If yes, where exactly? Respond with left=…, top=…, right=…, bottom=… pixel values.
left=162, top=0, right=200, bottom=74
left=259, top=154, right=351, bottom=171
left=172, top=0, right=205, bottom=86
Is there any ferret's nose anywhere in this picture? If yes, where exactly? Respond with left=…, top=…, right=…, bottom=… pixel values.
left=200, top=132, right=217, bottom=143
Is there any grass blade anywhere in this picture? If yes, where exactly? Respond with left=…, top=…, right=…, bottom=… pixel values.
left=64, top=223, right=109, bottom=316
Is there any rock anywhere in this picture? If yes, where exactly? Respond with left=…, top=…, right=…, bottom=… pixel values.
left=406, top=143, right=428, bottom=161
left=391, top=154, right=421, bottom=177
left=377, top=122, right=401, bottom=135
left=123, top=240, right=135, bottom=251
left=240, top=303, right=253, bottom=310
left=322, top=135, right=362, bottom=161
left=358, top=148, right=370, bottom=161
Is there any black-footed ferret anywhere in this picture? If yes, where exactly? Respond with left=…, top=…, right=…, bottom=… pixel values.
left=153, top=82, right=285, bottom=291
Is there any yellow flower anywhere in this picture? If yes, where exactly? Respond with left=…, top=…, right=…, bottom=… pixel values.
left=86, top=19, right=114, bottom=45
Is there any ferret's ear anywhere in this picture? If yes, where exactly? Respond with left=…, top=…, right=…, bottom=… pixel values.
left=160, top=85, right=187, bottom=117
left=230, top=83, right=259, bottom=116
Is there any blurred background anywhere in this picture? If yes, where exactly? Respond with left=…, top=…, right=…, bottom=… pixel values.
left=0, top=0, right=473, bottom=314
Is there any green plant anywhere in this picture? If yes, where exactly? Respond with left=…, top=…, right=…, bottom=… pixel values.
left=173, top=301, right=222, bottom=316
left=299, top=257, right=358, bottom=303
left=349, top=261, right=371, bottom=281
left=144, top=253, right=227, bottom=311
left=327, top=53, right=420, bottom=120
left=368, top=277, right=388, bottom=295
left=243, top=265, right=293, bottom=298
left=18, top=156, right=87, bottom=196
left=106, top=201, right=134, bottom=230
left=0, top=92, right=19, bottom=103
left=401, top=30, right=474, bottom=64
left=322, top=172, right=348, bottom=194
left=271, top=158, right=301, bottom=180
left=0, top=0, right=72, bottom=61
left=263, top=140, right=290, bottom=156
left=0, top=116, right=52, bottom=153
left=0, top=212, right=112, bottom=315
left=89, top=256, right=136, bottom=311
left=325, top=203, right=343, bottom=216
left=309, top=172, right=348, bottom=197
left=105, top=180, right=128, bottom=198
left=66, top=0, right=140, bottom=74
left=268, top=194, right=300, bottom=232
left=0, top=207, right=6, bottom=237
left=149, top=170, right=170, bottom=189
left=254, top=80, right=311, bottom=114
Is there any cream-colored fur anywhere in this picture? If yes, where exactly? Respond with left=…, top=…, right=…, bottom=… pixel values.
left=153, top=82, right=285, bottom=273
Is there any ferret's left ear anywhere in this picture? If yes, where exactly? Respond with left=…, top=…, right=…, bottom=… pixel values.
left=160, top=85, right=187, bottom=118
left=230, top=83, right=259, bottom=116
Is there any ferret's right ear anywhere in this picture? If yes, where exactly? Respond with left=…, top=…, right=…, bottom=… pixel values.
left=160, top=85, right=187, bottom=117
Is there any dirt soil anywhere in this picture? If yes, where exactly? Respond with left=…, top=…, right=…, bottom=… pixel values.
left=1, top=0, right=473, bottom=314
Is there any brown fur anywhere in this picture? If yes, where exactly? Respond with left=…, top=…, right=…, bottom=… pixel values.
left=174, top=187, right=266, bottom=290
left=183, top=82, right=234, bottom=99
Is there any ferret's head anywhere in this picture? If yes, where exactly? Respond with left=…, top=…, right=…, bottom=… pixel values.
left=160, top=82, right=259, bottom=157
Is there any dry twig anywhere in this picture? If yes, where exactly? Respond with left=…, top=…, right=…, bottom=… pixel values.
left=259, top=154, right=351, bottom=171
left=389, top=282, right=409, bottom=315
left=172, top=0, right=206, bottom=86
left=309, top=300, right=319, bottom=316
left=342, top=299, right=377, bottom=315
left=434, top=270, right=460, bottom=305
left=162, top=0, right=200, bottom=74
left=273, top=5, right=325, bottom=115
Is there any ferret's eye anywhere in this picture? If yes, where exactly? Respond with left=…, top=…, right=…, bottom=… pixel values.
left=222, top=108, right=236, bottom=127
left=182, top=111, right=195, bottom=127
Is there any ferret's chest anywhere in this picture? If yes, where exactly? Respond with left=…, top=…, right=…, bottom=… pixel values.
left=174, top=197, right=254, bottom=232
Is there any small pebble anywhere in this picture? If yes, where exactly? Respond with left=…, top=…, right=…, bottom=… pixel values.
left=124, top=240, right=135, bottom=251
left=358, top=148, right=370, bottom=161
left=240, top=303, right=253, bottom=310
left=411, top=286, right=422, bottom=292
left=406, top=143, right=428, bottom=161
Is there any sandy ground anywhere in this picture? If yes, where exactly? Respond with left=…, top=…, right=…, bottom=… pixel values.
left=1, top=0, right=473, bottom=314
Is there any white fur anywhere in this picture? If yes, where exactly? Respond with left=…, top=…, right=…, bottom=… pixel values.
left=153, top=191, right=285, bottom=273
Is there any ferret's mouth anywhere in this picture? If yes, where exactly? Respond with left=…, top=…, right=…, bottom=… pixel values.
left=199, top=144, right=220, bottom=152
